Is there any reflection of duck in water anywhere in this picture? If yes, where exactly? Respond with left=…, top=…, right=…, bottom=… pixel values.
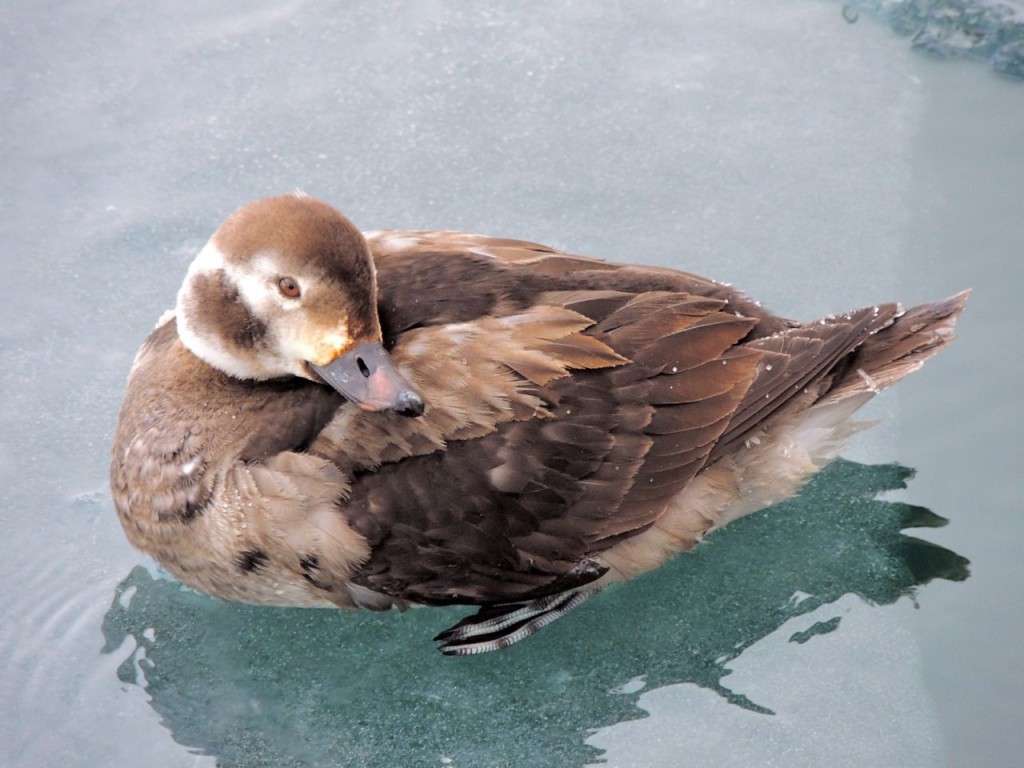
left=110, top=193, right=967, bottom=654
left=102, top=459, right=970, bottom=767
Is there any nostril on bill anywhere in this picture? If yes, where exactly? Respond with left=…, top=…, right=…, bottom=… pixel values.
left=356, top=357, right=370, bottom=378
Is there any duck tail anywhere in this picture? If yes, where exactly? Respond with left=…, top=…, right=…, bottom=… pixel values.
left=689, top=290, right=969, bottom=532
left=822, top=289, right=970, bottom=404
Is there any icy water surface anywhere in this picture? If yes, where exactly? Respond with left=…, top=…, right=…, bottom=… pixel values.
left=2, top=1, right=1022, bottom=767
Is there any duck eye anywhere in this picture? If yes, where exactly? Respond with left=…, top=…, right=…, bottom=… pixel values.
left=277, top=276, right=301, bottom=299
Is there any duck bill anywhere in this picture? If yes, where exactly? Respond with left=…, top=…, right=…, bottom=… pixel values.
left=310, top=342, right=424, bottom=417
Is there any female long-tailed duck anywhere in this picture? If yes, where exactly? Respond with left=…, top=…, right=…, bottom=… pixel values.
left=111, top=194, right=967, bottom=654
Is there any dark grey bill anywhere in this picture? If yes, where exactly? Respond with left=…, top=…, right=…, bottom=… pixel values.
left=310, top=341, right=424, bottom=417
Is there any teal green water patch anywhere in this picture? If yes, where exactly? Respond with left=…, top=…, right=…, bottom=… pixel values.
left=789, top=616, right=844, bottom=645
left=100, top=460, right=968, bottom=768
left=842, top=0, right=1024, bottom=78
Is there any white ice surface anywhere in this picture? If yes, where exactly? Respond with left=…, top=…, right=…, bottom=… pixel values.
left=588, top=596, right=942, bottom=768
left=2, top=0, right=1020, bottom=766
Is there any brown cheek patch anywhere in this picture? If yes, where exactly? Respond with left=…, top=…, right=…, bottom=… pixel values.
left=189, top=270, right=269, bottom=349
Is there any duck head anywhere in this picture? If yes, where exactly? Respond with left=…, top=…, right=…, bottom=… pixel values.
left=175, top=194, right=424, bottom=417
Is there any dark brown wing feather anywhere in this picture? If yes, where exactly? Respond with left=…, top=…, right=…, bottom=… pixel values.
left=340, top=244, right=768, bottom=605
left=371, top=241, right=795, bottom=339
left=335, top=234, right=959, bottom=611
left=709, top=304, right=900, bottom=460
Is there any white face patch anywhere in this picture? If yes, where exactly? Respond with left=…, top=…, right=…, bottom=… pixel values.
left=176, top=304, right=268, bottom=380
left=233, top=252, right=273, bottom=314
left=176, top=240, right=231, bottom=371
left=186, top=238, right=227, bottom=277
left=174, top=240, right=233, bottom=365
left=176, top=242, right=282, bottom=380
left=174, top=237, right=352, bottom=381
left=234, top=251, right=304, bottom=316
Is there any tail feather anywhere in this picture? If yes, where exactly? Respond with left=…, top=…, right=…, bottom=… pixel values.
left=824, top=290, right=970, bottom=403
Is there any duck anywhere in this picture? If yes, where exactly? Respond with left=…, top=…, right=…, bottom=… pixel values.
left=110, top=193, right=967, bottom=655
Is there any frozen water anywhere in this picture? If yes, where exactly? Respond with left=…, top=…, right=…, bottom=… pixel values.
left=2, top=1, right=1022, bottom=767
left=95, top=461, right=968, bottom=768
left=589, top=597, right=943, bottom=768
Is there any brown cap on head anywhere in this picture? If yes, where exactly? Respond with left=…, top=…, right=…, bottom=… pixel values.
left=213, top=195, right=381, bottom=342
